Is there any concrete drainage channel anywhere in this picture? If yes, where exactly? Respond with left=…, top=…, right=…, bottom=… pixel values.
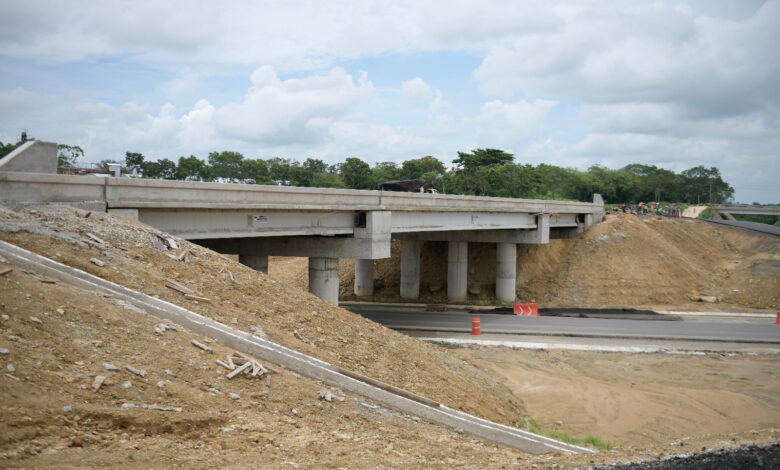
left=0, top=240, right=593, bottom=455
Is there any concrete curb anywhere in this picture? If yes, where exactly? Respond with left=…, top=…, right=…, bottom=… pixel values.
left=419, top=337, right=780, bottom=355
left=0, top=240, right=594, bottom=455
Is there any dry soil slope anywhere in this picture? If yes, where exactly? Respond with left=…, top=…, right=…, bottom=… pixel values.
left=0, top=253, right=528, bottom=468
left=340, top=214, right=779, bottom=310
left=0, top=205, right=523, bottom=424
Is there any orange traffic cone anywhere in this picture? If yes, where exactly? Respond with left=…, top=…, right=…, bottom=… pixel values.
left=471, top=317, right=481, bottom=335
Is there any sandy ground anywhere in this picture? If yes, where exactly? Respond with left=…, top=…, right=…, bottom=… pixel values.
left=454, top=348, right=780, bottom=449
left=1, top=204, right=779, bottom=468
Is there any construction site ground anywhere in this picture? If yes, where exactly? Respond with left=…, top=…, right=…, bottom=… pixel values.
left=1, top=205, right=778, bottom=468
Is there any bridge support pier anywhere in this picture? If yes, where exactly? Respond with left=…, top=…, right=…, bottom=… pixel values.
left=400, top=240, right=421, bottom=299
left=354, top=259, right=374, bottom=297
left=495, top=243, right=516, bottom=304
left=239, top=254, right=268, bottom=274
left=448, top=241, right=468, bottom=302
left=309, top=257, right=339, bottom=305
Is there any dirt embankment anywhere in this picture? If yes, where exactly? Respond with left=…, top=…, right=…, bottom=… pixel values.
left=340, top=214, right=780, bottom=310
left=0, top=205, right=529, bottom=465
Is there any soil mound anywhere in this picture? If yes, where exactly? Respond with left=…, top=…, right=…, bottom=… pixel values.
left=0, top=204, right=526, bottom=465
left=340, top=214, right=779, bottom=310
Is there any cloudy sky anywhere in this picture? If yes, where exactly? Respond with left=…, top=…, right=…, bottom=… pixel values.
left=1, top=0, right=778, bottom=202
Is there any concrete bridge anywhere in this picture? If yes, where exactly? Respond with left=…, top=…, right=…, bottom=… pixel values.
left=1, top=140, right=604, bottom=305
left=714, top=204, right=780, bottom=217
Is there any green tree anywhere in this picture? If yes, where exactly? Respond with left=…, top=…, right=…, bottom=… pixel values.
left=141, top=158, right=177, bottom=179
left=400, top=155, right=446, bottom=180
left=680, top=166, right=734, bottom=204
left=208, top=151, right=244, bottom=182
left=125, top=152, right=145, bottom=175
left=239, top=158, right=273, bottom=185
left=453, top=149, right=514, bottom=171
left=57, top=144, right=84, bottom=168
left=339, top=157, right=372, bottom=189
left=370, top=161, right=402, bottom=187
left=176, top=155, right=210, bottom=181
left=0, top=140, right=21, bottom=159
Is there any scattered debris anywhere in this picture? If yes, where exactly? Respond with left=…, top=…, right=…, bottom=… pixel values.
left=184, top=294, right=211, bottom=303
left=0, top=348, right=8, bottom=355
left=164, top=279, right=195, bottom=296
left=61, top=405, right=73, bottom=413
left=5, top=373, right=20, bottom=381
left=156, top=381, right=165, bottom=388
left=152, top=239, right=167, bottom=251
left=164, top=237, right=179, bottom=250
left=121, top=381, right=132, bottom=389
left=92, top=375, right=107, bottom=391
left=154, top=323, right=175, bottom=335
left=227, top=270, right=235, bottom=282
left=126, top=366, right=147, bottom=377
left=89, top=258, right=105, bottom=267
left=191, top=339, right=213, bottom=353
left=82, top=231, right=107, bottom=245
left=74, top=209, right=91, bottom=218
left=318, top=389, right=333, bottom=402
left=699, top=295, right=718, bottom=303
left=28, top=316, right=42, bottom=325
left=217, top=351, right=273, bottom=381
left=32, top=275, right=56, bottom=284
left=0, top=267, right=13, bottom=276
left=102, top=362, right=120, bottom=371
left=141, top=404, right=182, bottom=412
left=229, top=392, right=240, bottom=400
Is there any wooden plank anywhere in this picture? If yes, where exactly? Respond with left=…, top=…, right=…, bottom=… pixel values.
left=335, top=366, right=440, bottom=408
left=184, top=294, right=211, bottom=303
left=164, top=279, right=194, bottom=296
left=191, top=340, right=213, bottom=353
left=226, top=361, right=251, bottom=379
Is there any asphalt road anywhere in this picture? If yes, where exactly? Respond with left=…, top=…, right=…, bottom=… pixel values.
left=345, top=305, right=780, bottom=344
left=698, top=218, right=780, bottom=237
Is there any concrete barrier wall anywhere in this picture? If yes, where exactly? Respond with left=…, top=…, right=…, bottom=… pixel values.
left=2, top=171, right=603, bottom=215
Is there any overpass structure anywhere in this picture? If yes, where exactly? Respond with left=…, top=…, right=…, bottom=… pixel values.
left=714, top=204, right=780, bottom=217
left=1, top=141, right=604, bottom=305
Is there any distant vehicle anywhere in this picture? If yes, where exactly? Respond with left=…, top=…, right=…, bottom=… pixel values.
left=375, top=179, right=440, bottom=194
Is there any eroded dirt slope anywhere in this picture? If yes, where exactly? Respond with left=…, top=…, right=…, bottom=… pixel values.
left=0, top=205, right=523, bottom=424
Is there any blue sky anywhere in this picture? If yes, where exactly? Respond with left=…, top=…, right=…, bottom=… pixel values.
left=0, top=0, right=778, bottom=203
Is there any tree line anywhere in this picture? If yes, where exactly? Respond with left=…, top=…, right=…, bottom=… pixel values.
left=109, top=148, right=734, bottom=204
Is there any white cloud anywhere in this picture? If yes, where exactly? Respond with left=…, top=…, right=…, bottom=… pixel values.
left=214, top=66, right=373, bottom=144
left=401, top=77, right=431, bottom=101
left=474, top=99, right=557, bottom=147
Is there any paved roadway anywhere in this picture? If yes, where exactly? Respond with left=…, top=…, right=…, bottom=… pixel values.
left=698, top=218, right=780, bottom=237
left=345, top=304, right=780, bottom=345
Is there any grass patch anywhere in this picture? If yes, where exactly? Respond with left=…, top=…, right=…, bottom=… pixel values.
left=515, top=414, right=613, bottom=450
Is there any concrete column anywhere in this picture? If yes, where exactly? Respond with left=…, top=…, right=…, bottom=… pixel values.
left=495, top=243, right=516, bottom=304
left=447, top=241, right=468, bottom=302
left=584, top=213, right=594, bottom=229
left=239, top=254, right=268, bottom=274
left=309, top=257, right=339, bottom=305
left=400, top=239, right=421, bottom=299
left=354, top=259, right=374, bottom=297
